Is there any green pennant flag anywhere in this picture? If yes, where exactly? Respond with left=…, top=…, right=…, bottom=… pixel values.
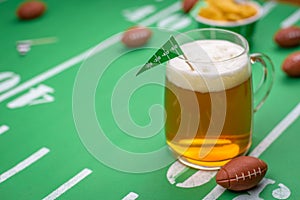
left=136, top=36, right=183, bottom=76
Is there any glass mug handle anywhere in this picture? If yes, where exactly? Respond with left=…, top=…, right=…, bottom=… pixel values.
left=250, top=53, right=275, bottom=112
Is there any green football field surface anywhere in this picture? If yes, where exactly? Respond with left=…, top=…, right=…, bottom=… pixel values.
left=0, top=0, right=300, bottom=199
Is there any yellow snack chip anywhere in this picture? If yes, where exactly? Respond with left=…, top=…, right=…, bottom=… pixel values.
left=198, top=0, right=258, bottom=22
left=198, top=6, right=224, bottom=20
left=213, top=1, right=240, bottom=14
left=225, top=13, right=241, bottom=21
left=239, top=5, right=257, bottom=18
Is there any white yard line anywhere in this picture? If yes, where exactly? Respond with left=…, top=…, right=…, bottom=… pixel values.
left=139, top=2, right=181, bottom=26
left=0, top=2, right=180, bottom=104
left=0, top=125, right=9, bottom=135
left=203, top=185, right=226, bottom=200
left=203, top=102, right=300, bottom=200
left=250, top=103, right=300, bottom=157
left=0, top=147, right=50, bottom=183
left=122, top=192, right=139, bottom=200
left=42, top=168, right=92, bottom=200
left=17, top=37, right=58, bottom=46
left=176, top=170, right=217, bottom=188
left=281, top=9, right=300, bottom=28
left=0, top=35, right=120, bottom=103
left=261, top=1, right=277, bottom=18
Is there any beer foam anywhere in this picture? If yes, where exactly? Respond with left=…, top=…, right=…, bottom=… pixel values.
left=166, top=40, right=250, bottom=93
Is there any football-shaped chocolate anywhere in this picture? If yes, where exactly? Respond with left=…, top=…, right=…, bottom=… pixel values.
left=17, top=1, right=46, bottom=20
left=182, top=0, right=198, bottom=13
left=216, top=156, right=268, bottom=191
left=121, top=26, right=152, bottom=48
left=282, top=51, right=300, bottom=77
left=274, top=26, right=300, bottom=48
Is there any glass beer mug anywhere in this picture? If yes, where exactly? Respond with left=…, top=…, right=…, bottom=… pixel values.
left=164, top=28, right=274, bottom=170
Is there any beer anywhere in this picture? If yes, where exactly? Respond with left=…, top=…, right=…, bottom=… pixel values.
left=164, top=40, right=253, bottom=169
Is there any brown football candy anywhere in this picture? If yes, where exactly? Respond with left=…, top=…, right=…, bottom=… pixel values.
left=216, top=156, right=268, bottom=191
left=182, top=0, right=198, bottom=13
left=282, top=51, right=300, bottom=77
left=17, top=1, right=46, bottom=20
left=121, top=26, right=152, bottom=48
left=274, top=26, right=300, bottom=48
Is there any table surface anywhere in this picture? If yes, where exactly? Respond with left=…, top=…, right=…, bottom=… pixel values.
left=1, top=0, right=300, bottom=199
